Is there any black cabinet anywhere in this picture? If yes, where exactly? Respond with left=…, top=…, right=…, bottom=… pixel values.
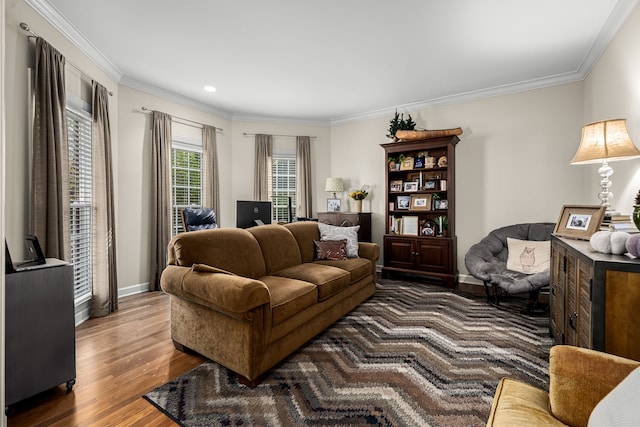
left=5, top=260, right=76, bottom=406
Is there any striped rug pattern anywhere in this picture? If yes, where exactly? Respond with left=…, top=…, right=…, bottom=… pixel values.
left=144, top=279, right=553, bottom=426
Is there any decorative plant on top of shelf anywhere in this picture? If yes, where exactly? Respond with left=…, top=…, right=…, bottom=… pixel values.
left=386, top=110, right=416, bottom=140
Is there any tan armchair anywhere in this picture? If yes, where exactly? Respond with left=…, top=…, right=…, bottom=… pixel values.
left=487, top=345, right=640, bottom=426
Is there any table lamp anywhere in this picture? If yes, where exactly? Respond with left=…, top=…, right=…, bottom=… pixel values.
left=325, top=177, right=343, bottom=211
left=571, top=119, right=640, bottom=214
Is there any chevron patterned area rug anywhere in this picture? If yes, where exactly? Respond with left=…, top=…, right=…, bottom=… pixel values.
left=144, top=279, right=552, bottom=426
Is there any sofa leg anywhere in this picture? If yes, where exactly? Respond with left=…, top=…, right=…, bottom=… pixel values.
left=172, top=340, right=196, bottom=354
left=238, top=373, right=264, bottom=389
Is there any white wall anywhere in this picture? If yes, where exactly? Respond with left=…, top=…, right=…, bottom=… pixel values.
left=4, top=1, right=640, bottom=292
left=583, top=3, right=640, bottom=214
left=331, top=83, right=585, bottom=284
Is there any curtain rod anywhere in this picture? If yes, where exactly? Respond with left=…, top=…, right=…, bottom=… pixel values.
left=20, top=22, right=113, bottom=96
left=243, top=132, right=316, bottom=139
left=141, top=106, right=224, bottom=133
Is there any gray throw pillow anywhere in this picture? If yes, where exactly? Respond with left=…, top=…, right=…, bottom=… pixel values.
left=318, top=222, right=360, bottom=258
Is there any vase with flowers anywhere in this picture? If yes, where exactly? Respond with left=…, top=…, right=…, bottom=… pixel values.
left=349, top=187, right=369, bottom=213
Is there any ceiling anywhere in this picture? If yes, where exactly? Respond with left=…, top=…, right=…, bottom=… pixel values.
left=29, top=0, right=638, bottom=124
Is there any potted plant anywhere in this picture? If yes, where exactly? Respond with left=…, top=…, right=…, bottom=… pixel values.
left=435, top=215, right=448, bottom=236
left=388, top=156, right=398, bottom=171
left=633, top=190, right=640, bottom=230
left=387, top=110, right=416, bottom=141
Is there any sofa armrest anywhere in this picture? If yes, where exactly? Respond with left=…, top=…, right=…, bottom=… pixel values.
left=549, top=345, right=640, bottom=427
left=161, top=265, right=271, bottom=317
left=358, top=242, right=380, bottom=262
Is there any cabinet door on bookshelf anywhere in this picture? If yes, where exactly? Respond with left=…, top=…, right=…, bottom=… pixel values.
left=415, top=238, right=452, bottom=273
left=384, top=237, right=415, bottom=270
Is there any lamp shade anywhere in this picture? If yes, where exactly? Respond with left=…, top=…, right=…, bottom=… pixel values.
left=325, top=177, right=344, bottom=193
left=571, top=119, right=640, bottom=164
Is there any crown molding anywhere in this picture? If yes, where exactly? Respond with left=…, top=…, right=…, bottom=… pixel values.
left=231, top=114, right=330, bottom=127
left=576, top=0, right=640, bottom=77
left=24, top=0, right=123, bottom=82
left=330, top=71, right=585, bottom=125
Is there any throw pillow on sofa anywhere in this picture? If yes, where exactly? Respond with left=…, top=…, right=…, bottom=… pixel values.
left=318, top=222, right=360, bottom=258
left=314, top=239, right=347, bottom=260
left=588, top=367, right=640, bottom=426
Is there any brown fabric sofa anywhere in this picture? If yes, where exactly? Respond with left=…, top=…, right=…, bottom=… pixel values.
left=487, top=345, right=640, bottom=426
left=160, top=221, right=379, bottom=385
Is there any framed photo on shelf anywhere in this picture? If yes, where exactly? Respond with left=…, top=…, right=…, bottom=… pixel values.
left=401, top=216, right=419, bottom=236
left=420, top=220, right=437, bottom=236
left=423, top=181, right=437, bottom=190
left=396, top=195, right=410, bottom=210
left=410, top=194, right=431, bottom=211
left=400, top=157, right=415, bottom=170
left=434, top=199, right=448, bottom=210
left=327, top=198, right=341, bottom=212
left=403, top=181, right=419, bottom=192
left=390, top=180, right=403, bottom=192
left=554, top=205, right=605, bottom=240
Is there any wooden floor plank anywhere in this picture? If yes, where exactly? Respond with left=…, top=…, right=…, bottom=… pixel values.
left=7, top=292, right=205, bottom=426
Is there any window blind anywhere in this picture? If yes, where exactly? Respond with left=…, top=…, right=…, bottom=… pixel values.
left=67, top=108, right=93, bottom=302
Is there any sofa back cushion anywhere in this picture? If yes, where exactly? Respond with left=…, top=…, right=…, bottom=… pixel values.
left=248, top=224, right=302, bottom=274
left=284, top=221, right=320, bottom=263
left=167, top=228, right=267, bottom=279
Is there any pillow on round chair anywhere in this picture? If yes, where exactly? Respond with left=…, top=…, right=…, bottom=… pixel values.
left=506, top=238, right=550, bottom=274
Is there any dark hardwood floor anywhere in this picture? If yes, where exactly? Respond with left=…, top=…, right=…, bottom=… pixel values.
left=7, top=292, right=206, bottom=427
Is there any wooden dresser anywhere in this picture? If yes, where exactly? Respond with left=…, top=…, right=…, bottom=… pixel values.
left=550, top=235, right=640, bottom=361
left=316, top=212, right=372, bottom=242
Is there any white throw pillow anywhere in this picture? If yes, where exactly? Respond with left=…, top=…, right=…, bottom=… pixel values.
left=588, top=368, right=640, bottom=427
left=506, top=238, right=550, bottom=274
left=318, top=222, right=360, bottom=258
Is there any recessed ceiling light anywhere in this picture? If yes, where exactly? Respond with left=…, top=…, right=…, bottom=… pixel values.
left=204, top=85, right=216, bottom=93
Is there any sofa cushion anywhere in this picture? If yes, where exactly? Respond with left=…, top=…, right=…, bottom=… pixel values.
left=259, top=276, right=318, bottom=325
left=318, top=222, right=360, bottom=258
left=249, top=225, right=303, bottom=274
left=487, top=378, right=566, bottom=426
left=314, top=257, right=372, bottom=284
left=284, top=222, right=321, bottom=263
left=274, top=263, right=350, bottom=301
left=314, top=239, right=347, bottom=260
left=167, top=228, right=267, bottom=279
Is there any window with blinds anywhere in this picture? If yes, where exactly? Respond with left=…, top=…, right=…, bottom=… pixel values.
left=271, top=154, right=296, bottom=222
left=67, top=107, right=93, bottom=302
left=172, top=145, right=202, bottom=235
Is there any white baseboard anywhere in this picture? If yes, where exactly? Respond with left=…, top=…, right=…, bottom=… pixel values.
left=118, top=282, right=150, bottom=298
left=75, top=282, right=151, bottom=326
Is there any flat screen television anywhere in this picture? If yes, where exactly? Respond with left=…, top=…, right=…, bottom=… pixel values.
left=236, top=200, right=272, bottom=228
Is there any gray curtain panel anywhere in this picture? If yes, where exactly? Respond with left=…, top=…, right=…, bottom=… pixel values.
left=90, top=81, right=118, bottom=317
left=296, top=136, right=312, bottom=217
left=31, top=38, right=71, bottom=260
left=202, top=125, right=220, bottom=223
left=254, top=134, right=272, bottom=201
left=150, top=111, right=173, bottom=291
